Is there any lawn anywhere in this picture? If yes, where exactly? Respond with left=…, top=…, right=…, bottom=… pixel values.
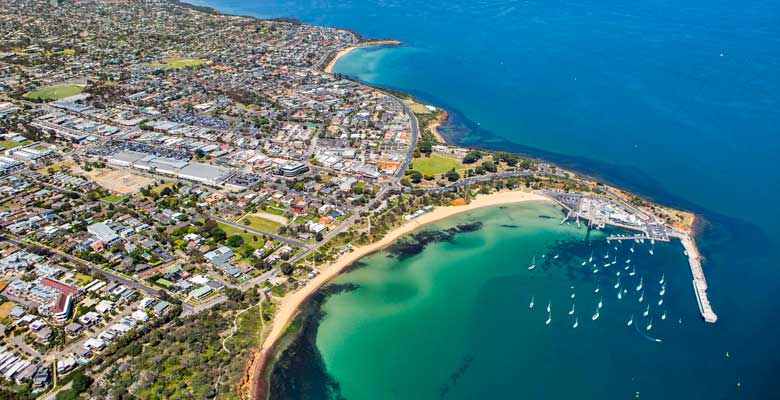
left=151, top=57, right=206, bottom=69
left=0, top=140, right=27, bottom=150
left=74, top=273, right=94, bottom=286
left=101, top=194, right=125, bottom=203
left=217, top=222, right=266, bottom=249
left=411, top=153, right=464, bottom=176
left=239, top=214, right=283, bottom=233
left=23, top=84, right=84, bottom=100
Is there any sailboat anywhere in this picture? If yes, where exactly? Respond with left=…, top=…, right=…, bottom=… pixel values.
left=588, top=251, right=594, bottom=263
left=617, top=290, right=622, bottom=300
left=553, top=253, right=560, bottom=259
left=547, top=301, right=552, bottom=313
left=627, top=314, right=634, bottom=327
left=611, top=257, right=617, bottom=265
left=592, top=267, right=599, bottom=274
left=592, top=307, right=600, bottom=321
left=571, top=292, right=576, bottom=299
left=581, top=259, right=588, bottom=266
left=614, top=278, right=620, bottom=289
left=528, top=256, right=536, bottom=271
left=594, top=286, right=600, bottom=293
left=661, top=311, right=667, bottom=320
left=624, top=264, right=630, bottom=271
left=649, top=244, right=654, bottom=256
left=636, top=277, right=643, bottom=292
left=573, top=316, right=579, bottom=328
left=639, top=290, right=644, bottom=303
left=604, top=250, right=610, bottom=259
left=625, top=258, right=631, bottom=264
left=658, top=298, right=664, bottom=306
left=659, top=286, right=666, bottom=296
left=616, top=271, right=621, bottom=277
left=646, top=317, right=654, bottom=331
left=529, top=296, right=535, bottom=309
left=643, top=304, right=650, bottom=317
left=569, top=303, right=575, bottom=315
left=659, top=274, right=665, bottom=285
left=598, top=297, right=603, bottom=309
left=629, top=266, right=636, bottom=276
left=630, top=245, right=635, bottom=253
left=546, top=312, right=552, bottom=325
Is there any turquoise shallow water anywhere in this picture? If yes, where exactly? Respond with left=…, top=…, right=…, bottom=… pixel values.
left=188, top=0, right=780, bottom=397
left=270, top=202, right=759, bottom=399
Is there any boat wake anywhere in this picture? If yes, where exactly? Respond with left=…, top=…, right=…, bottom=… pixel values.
left=634, top=323, right=663, bottom=344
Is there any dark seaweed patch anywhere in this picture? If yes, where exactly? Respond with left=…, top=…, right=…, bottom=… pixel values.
left=386, top=222, right=484, bottom=260
left=268, top=283, right=358, bottom=400
left=499, top=224, right=519, bottom=228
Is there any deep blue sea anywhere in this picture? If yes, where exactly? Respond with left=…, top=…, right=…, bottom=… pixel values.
left=192, top=0, right=780, bottom=398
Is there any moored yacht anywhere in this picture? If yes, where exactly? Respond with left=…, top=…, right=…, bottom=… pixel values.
left=529, top=296, right=535, bottom=309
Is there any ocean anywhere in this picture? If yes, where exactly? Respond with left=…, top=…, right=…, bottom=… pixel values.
left=191, top=0, right=780, bottom=398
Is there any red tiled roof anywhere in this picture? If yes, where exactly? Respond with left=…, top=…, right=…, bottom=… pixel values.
left=40, top=277, right=79, bottom=297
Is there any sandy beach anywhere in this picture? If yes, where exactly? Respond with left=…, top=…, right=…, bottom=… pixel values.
left=243, top=190, right=550, bottom=399
left=324, top=40, right=402, bottom=73
left=429, top=110, right=448, bottom=143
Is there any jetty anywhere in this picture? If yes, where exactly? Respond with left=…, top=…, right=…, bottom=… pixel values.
left=675, top=233, right=718, bottom=323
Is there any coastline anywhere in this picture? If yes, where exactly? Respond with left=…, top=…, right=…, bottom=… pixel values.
left=430, top=109, right=448, bottom=143
left=324, top=39, right=402, bottom=73
left=243, top=190, right=550, bottom=400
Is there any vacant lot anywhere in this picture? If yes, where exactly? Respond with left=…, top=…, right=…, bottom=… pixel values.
left=86, top=168, right=154, bottom=194
left=24, top=84, right=83, bottom=100
left=239, top=212, right=286, bottom=233
left=151, top=57, right=206, bottom=69
left=0, top=140, right=27, bottom=150
left=0, top=300, right=17, bottom=319
left=411, top=153, right=464, bottom=176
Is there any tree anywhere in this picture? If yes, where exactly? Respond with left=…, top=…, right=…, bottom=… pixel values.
left=446, top=169, right=460, bottom=182
left=211, top=227, right=227, bottom=242
left=463, top=150, right=482, bottom=164
left=225, top=287, right=244, bottom=302
left=418, top=141, right=433, bottom=156
left=280, top=262, right=294, bottom=275
left=70, top=370, right=93, bottom=393
left=410, top=170, right=423, bottom=184
left=227, top=235, right=244, bottom=247
left=482, top=160, right=497, bottom=173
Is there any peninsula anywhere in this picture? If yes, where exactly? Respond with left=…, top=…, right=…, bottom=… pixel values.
left=0, top=1, right=711, bottom=399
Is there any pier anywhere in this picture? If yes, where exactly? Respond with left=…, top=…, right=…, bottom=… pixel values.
left=676, top=233, right=718, bottom=323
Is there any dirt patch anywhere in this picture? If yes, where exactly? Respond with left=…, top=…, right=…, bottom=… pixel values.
left=85, top=168, right=155, bottom=194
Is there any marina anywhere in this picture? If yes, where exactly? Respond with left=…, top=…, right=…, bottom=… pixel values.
left=542, top=191, right=718, bottom=324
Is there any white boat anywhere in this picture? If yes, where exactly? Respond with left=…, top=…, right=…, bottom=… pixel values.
left=630, top=246, right=635, bottom=253
left=571, top=292, right=576, bottom=299
left=659, top=288, right=665, bottom=296
left=529, top=296, right=535, bottom=309
left=643, top=304, right=650, bottom=317
left=569, top=304, right=575, bottom=315
left=625, top=258, right=631, bottom=264
left=658, top=298, right=664, bottom=306
left=546, top=313, right=552, bottom=325
left=594, top=286, right=600, bottom=293
left=581, top=260, right=587, bottom=266
left=659, top=274, right=665, bottom=285
left=611, top=257, right=617, bottom=265
left=636, top=277, right=643, bottom=292
left=592, top=268, right=599, bottom=274
left=573, top=316, right=579, bottom=328
left=604, top=251, right=610, bottom=259
left=614, top=278, right=620, bottom=289
left=649, top=245, right=654, bottom=256
left=639, top=290, right=644, bottom=303
left=627, top=314, right=634, bottom=327
left=598, top=297, right=603, bottom=309
left=588, top=251, right=594, bottom=263
left=547, top=301, right=551, bottom=313
left=528, top=256, right=536, bottom=271
left=592, top=309, right=600, bottom=321
left=614, top=246, right=618, bottom=251
left=617, top=290, right=623, bottom=300
left=646, top=318, right=653, bottom=331
left=616, top=271, right=621, bottom=277
left=624, top=265, right=629, bottom=271
left=661, top=311, right=667, bottom=320
left=553, top=254, right=559, bottom=259
left=603, top=261, right=611, bottom=268
left=629, top=267, right=636, bottom=276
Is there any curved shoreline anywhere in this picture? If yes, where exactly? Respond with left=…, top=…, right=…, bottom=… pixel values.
left=324, top=39, right=402, bottom=73
left=244, top=190, right=551, bottom=400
